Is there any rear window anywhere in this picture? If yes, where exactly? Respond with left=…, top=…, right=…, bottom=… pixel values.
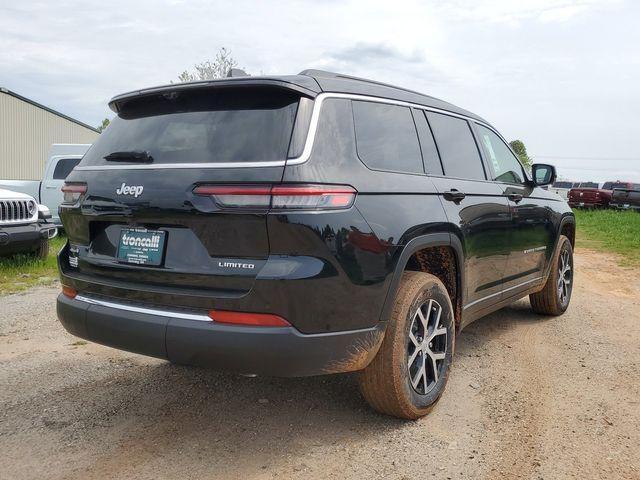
left=426, top=112, right=485, bottom=180
left=578, top=182, right=598, bottom=188
left=553, top=181, right=574, bottom=189
left=53, top=158, right=81, bottom=179
left=80, top=88, right=300, bottom=166
left=352, top=100, right=423, bottom=174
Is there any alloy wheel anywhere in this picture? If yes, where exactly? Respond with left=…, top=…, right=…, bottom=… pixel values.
left=557, top=247, right=572, bottom=305
left=407, top=299, right=447, bottom=395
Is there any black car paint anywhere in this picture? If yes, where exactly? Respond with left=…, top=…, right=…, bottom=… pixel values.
left=57, top=71, right=574, bottom=376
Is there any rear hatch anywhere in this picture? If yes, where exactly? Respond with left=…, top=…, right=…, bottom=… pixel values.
left=569, top=188, right=599, bottom=203
left=612, top=188, right=640, bottom=206
left=612, top=189, right=630, bottom=203
left=61, top=84, right=314, bottom=299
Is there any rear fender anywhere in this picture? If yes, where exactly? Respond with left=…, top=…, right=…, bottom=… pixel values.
left=379, top=233, right=464, bottom=328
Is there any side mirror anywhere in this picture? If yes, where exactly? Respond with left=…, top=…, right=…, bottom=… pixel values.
left=531, top=163, right=556, bottom=187
left=38, top=204, right=52, bottom=220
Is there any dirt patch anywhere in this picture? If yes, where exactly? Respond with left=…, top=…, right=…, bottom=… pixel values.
left=1, top=247, right=638, bottom=479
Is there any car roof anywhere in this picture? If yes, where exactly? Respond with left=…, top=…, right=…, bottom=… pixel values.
left=108, top=70, right=488, bottom=123
left=300, top=70, right=486, bottom=122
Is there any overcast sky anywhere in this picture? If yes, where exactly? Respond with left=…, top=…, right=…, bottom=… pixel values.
left=1, top=0, right=639, bottom=181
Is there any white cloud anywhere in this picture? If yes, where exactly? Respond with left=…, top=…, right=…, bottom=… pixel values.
left=436, top=0, right=621, bottom=24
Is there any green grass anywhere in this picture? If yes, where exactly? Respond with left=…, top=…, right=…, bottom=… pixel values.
left=0, top=235, right=66, bottom=295
left=574, top=209, right=640, bottom=266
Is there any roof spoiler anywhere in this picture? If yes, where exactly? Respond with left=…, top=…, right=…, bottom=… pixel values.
left=108, top=78, right=319, bottom=114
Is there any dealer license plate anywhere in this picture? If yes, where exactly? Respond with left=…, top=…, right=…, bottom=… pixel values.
left=117, top=228, right=166, bottom=266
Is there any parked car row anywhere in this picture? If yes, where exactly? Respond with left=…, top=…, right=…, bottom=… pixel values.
left=567, top=181, right=640, bottom=209
left=549, top=180, right=640, bottom=210
left=549, top=181, right=597, bottom=201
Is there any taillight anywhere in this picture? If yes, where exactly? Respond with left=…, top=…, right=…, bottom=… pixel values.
left=193, top=185, right=272, bottom=208
left=208, top=310, right=290, bottom=327
left=62, top=285, right=77, bottom=298
left=271, top=184, right=356, bottom=209
left=61, top=183, right=87, bottom=204
left=193, top=184, right=356, bottom=210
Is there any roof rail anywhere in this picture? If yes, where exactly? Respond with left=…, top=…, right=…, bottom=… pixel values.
left=299, top=69, right=435, bottom=99
left=298, top=69, right=340, bottom=78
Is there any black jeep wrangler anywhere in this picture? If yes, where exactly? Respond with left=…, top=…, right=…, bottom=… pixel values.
left=57, top=70, right=575, bottom=419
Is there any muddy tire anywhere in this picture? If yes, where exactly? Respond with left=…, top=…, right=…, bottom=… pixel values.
left=530, top=235, right=573, bottom=315
left=358, top=271, right=455, bottom=419
left=34, top=238, right=49, bottom=260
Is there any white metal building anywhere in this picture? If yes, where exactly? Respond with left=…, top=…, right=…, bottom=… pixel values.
left=0, top=87, right=100, bottom=180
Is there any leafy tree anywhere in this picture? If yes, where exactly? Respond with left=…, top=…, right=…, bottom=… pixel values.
left=97, top=118, right=110, bottom=133
left=175, top=47, right=242, bottom=82
left=509, top=139, right=532, bottom=168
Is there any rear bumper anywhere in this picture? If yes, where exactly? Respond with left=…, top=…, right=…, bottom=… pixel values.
left=57, top=293, right=384, bottom=377
left=568, top=201, right=605, bottom=208
left=610, top=202, right=639, bottom=210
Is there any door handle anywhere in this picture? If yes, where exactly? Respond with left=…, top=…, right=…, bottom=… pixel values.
left=508, top=193, right=523, bottom=203
left=443, top=189, right=466, bottom=203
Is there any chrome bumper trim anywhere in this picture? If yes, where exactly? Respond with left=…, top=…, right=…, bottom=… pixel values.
left=74, top=295, right=211, bottom=322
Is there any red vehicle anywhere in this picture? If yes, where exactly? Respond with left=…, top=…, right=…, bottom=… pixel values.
left=568, top=181, right=635, bottom=208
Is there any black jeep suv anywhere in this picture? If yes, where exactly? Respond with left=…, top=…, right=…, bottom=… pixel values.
left=57, top=70, right=575, bottom=419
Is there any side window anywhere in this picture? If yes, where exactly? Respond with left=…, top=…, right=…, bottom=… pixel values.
left=412, top=109, right=443, bottom=175
left=52, top=158, right=81, bottom=180
left=352, top=100, right=423, bottom=174
left=477, top=125, right=525, bottom=184
left=426, top=112, right=485, bottom=180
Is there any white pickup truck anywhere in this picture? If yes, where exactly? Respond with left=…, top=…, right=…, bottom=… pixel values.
left=0, top=144, right=91, bottom=227
left=549, top=181, right=578, bottom=201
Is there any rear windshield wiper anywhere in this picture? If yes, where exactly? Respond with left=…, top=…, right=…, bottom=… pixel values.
left=104, top=151, right=154, bottom=163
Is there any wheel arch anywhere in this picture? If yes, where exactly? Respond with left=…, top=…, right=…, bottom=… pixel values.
left=380, top=233, right=464, bottom=331
left=540, top=214, right=576, bottom=284
left=559, top=214, right=576, bottom=247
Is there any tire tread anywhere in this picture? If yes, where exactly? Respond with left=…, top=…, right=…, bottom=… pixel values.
left=530, top=235, right=571, bottom=315
left=358, top=271, right=452, bottom=419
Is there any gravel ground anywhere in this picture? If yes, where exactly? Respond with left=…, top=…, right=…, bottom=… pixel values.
left=0, top=248, right=638, bottom=479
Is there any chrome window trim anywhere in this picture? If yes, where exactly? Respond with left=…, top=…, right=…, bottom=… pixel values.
left=75, top=92, right=493, bottom=172
left=74, top=294, right=212, bottom=322
left=463, top=276, right=543, bottom=310
left=289, top=93, right=493, bottom=166
left=75, top=160, right=287, bottom=171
